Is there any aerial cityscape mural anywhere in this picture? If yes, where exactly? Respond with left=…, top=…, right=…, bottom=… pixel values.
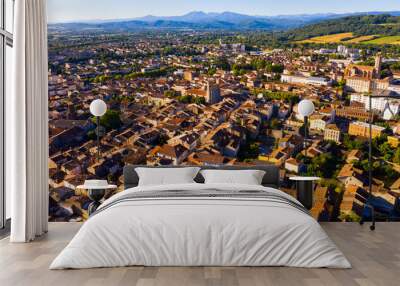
left=47, top=0, right=400, bottom=222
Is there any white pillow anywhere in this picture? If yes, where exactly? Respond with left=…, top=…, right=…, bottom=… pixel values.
left=200, top=169, right=266, bottom=185
left=135, top=167, right=200, bottom=186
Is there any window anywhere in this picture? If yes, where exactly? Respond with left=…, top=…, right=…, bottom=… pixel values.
left=1, top=0, right=14, bottom=230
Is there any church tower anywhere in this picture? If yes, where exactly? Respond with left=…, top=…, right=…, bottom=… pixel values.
left=375, top=54, right=382, bottom=78
left=206, top=82, right=221, bottom=104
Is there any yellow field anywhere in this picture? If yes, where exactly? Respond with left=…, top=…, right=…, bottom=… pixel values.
left=344, top=35, right=377, bottom=43
left=377, top=23, right=400, bottom=27
left=297, top=32, right=400, bottom=45
left=298, top=32, right=353, bottom=43
left=362, top=36, right=400, bottom=45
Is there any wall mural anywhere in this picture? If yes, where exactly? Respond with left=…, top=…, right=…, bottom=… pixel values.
left=48, top=5, right=400, bottom=222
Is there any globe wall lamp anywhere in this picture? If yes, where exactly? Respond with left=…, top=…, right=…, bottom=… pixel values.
left=90, top=99, right=107, bottom=161
left=291, top=99, right=318, bottom=213
left=298, top=99, right=315, bottom=158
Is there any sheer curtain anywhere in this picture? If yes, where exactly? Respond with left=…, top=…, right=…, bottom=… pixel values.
left=7, top=0, right=48, bottom=242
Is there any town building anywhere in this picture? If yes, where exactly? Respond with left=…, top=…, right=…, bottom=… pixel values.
left=344, top=55, right=391, bottom=93
left=185, top=82, right=222, bottom=104
left=155, top=144, right=189, bottom=165
left=337, top=45, right=360, bottom=59
left=284, top=158, right=305, bottom=174
left=350, top=92, right=400, bottom=120
left=183, top=70, right=196, bottom=81
left=387, top=136, right=399, bottom=148
left=206, top=82, right=222, bottom=104
left=346, top=149, right=363, bottom=163
left=348, top=121, right=385, bottom=138
left=281, top=74, right=331, bottom=86
left=334, top=105, right=370, bottom=121
left=337, top=164, right=365, bottom=188
left=324, top=124, right=341, bottom=143
left=309, top=114, right=331, bottom=131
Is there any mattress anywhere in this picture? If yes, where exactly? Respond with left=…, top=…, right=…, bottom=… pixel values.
left=50, top=183, right=351, bottom=269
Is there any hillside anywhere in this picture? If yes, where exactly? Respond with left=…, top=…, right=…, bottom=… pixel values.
left=50, top=11, right=400, bottom=32
left=285, top=14, right=400, bottom=43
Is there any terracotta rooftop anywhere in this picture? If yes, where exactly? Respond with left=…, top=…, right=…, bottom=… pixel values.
left=158, top=144, right=188, bottom=159
left=391, top=177, right=400, bottom=190
left=326, top=124, right=340, bottom=131
left=285, top=157, right=300, bottom=166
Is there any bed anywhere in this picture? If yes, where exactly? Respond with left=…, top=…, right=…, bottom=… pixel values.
left=50, top=165, right=351, bottom=269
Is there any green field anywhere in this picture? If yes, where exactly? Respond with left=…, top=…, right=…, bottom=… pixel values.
left=361, top=35, right=400, bottom=45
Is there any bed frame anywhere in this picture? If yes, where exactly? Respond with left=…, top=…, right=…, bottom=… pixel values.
left=123, top=164, right=280, bottom=190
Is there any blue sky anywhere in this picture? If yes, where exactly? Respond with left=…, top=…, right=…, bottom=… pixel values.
left=48, top=0, right=400, bottom=23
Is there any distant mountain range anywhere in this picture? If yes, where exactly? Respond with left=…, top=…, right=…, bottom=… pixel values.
left=49, top=10, right=400, bottom=32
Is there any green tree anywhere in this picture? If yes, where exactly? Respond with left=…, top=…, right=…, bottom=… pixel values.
left=92, top=110, right=122, bottom=131
left=394, top=148, right=400, bottom=164
left=270, top=118, right=282, bottom=129
left=178, top=95, right=193, bottom=104
left=238, top=141, right=260, bottom=161
left=339, top=211, right=361, bottom=222
left=214, top=57, right=231, bottom=71
left=342, top=134, right=365, bottom=151
left=164, top=90, right=179, bottom=98
left=87, top=130, right=96, bottom=140
left=254, top=90, right=299, bottom=104
left=194, top=97, right=206, bottom=105
left=378, top=142, right=394, bottom=160
left=337, top=79, right=346, bottom=88
left=207, top=67, right=217, bottom=76
left=306, top=152, right=343, bottom=178
left=266, top=63, right=284, bottom=74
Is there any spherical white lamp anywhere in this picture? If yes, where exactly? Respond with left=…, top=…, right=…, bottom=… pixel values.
left=90, top=99, right=107, bottom=162
left=90, top=99, right=107, bottom=117
left=298, top=99, right=315, bottom=162
left=298, top=99, right=315, bottom=117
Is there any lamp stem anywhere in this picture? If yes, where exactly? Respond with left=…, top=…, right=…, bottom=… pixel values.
left=96, top=116, right=100, bottom=162
left=368, top=93, right=376, bottom=230
left=368, top=95, right=372, bottom=196
left=304, top=116, right=308, bottom=160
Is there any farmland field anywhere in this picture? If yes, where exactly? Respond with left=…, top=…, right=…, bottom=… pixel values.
left=361, top=36, right=400, bottom=45
left=298, top=32, right=353, bottom=43
left=377, top=23, right=400, bottom=27
left=345, top=35, right=377, bottom=43
left=298, top=33, right=400, bottom=45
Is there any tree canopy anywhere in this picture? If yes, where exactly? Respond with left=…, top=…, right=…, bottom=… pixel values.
left=92, top=110, right=122, bottom=131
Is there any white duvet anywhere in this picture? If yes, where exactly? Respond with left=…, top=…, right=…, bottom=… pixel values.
left=50, top=183, right=351, bottom=269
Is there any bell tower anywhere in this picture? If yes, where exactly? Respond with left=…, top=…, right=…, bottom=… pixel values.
left=206, top=81, right=221, bottom=104
left=374, top=53, right=382, bottom=78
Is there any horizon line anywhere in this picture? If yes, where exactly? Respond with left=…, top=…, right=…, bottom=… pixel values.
left=48, top=9, right=400, bottom=24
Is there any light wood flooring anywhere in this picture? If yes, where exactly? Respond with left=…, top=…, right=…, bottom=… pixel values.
left=0, top=222, right=399, bottom=286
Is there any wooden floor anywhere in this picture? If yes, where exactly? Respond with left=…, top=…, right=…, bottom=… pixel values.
left=0, top=223, right=399, bottom=286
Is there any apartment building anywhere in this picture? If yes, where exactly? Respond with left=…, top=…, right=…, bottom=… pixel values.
left=350, top=92, right=400, bottom=120
left=324, top=124, right=341, bottom=143
left=348, top=121, right=385, bottom=139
